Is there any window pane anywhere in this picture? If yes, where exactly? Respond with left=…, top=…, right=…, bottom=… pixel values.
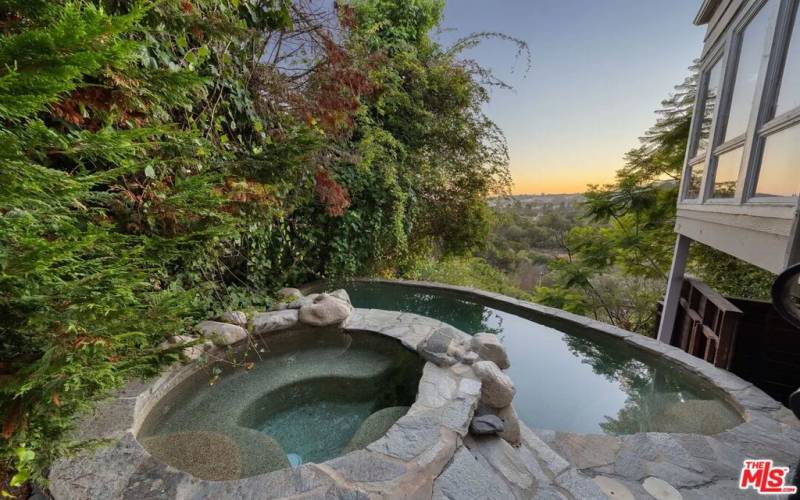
left=775, top=8, right=800, bottom=116
left=685, top=162, right=705, bottom=199
left=724, top=6, right=771, bottom=142
left=754, top=125, right=800, bottom=197
left=711, top=147, right=743, bottom=198
left=695, top=61, right=723, bottom=155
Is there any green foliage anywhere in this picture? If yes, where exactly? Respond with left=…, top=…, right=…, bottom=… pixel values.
left=405, top=255, right=532, bottom=300
left=0, top=0, right=513, bottom=485
left=535, top=67, right=772, bottom=334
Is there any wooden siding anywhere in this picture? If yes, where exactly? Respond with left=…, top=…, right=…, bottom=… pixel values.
left=675, top=207, right=794, bottom=272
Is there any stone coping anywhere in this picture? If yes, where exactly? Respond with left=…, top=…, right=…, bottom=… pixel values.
left=347, top=279, right=800, bottom=499
left=49, top=310, right=487, bottom=499
left=49, top=284, right=800, bottom=499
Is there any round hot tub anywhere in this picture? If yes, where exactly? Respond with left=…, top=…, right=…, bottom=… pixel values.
left=137, top=328, right=424, bottom=480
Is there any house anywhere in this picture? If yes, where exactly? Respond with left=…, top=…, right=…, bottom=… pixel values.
left=656, top=0, right=800, bottom=402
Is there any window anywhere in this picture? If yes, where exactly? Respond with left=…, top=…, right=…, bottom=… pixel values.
left=722, top=6, right=772, bottom=142
left=753, top=2, right=800, bottom=199
left=703, top=2, right=773, bottom=202
left=711, top=147, right=743, bottom=198
left=695, top=61, right=723, bottom=156
left=680, top=0, right=800, bottom=204
left=754, top=126, right=800, bottom=197
left=774, top=6, right=800, bottom=116
left=684, top=61, right=722, bottom=200
left=685, top=161, right=705, bottom=199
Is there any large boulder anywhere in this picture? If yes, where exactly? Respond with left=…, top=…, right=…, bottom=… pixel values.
left=281, top=293, right=320, bottom=310
left=220, top=311, right=248, bottom=328
left=268, top=288, right=305, bottom=311
left=251, top=309, right=299, bottom=335
left=471, top=333, right=510, bottom=369
left=278, top=287, right=303, bottom=301
left=297, top=293, right=352, bottom=326
left=196, top=321, right=248, bottom=346
left=329, top=289, right=351, bottom=305
left=473, top=361, right=515, bottom=408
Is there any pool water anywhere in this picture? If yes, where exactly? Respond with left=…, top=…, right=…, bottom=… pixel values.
left=138, top=329, right=423, bottom=479
left=344, top=281, right=743, bottom=435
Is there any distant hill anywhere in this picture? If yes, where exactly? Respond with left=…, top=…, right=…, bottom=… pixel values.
left=488, top=193, right=584, bottom=209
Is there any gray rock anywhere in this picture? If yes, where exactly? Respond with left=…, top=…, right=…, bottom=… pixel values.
left=298, top=293, right=351, bottom=326
left=520, top=424, right=570, bottom=477
left=419, top=328, right=459, bottom=367
left=160, top=335, right=209, bottom=361
left=367, top=414, right=444, bottom=461
left=456, top=349, right=480, bottom=364
left=418, top=396, right=477, bottom=436
left=593, top=475, right=635, bottom=500
left=548, top=432, right=621, bottom=470
left=555, top=468, right=608, bottom=500
left=220, top=311, right=248, bottom=327
left=471, top=333, right=510, bottom=369
left=432, top=447, right=515, bottom=500
left=286, top=293, right=320, bottom=309
left=470, top=415, right=505, bottom=435
left=614, top=433, right=710, bottom=487
left=327, top=449, right=407, bottom=484
left=196, top=321, right=248, bottom=346
left=50, top=433, right=148, bottom=500
left=678, top=479, right=753, bottom=500
left=473, top=360, right=516, bottom=408
left=414, top=364, right=459, bottom=409
left=463, top=435, right=535, bottom=494
left=642, top=476, right=683, bottom=500
left=329, top=288, right=351, bottom=305
left=251, top=309, right=299, bottom=335
left=458, top=377, right=482, bottom=398
left=496, top=404, right=521, bottom=446
left=278, top=287, right=303, bottom=300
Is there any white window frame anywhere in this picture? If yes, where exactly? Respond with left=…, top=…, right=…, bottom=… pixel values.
left=744, top=0, right=800, bottom=203
left=679, top=0, right=796, bottom=206
left=681, top=50, right=726, bottom=202
left=705, top=0, right=779, bottom=204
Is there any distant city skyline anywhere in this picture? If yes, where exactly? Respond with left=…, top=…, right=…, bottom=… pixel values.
left=437, top=0, right=705, bottom=194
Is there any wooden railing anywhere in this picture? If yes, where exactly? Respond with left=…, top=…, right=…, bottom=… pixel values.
left=657, top=277, right=743, bottom=369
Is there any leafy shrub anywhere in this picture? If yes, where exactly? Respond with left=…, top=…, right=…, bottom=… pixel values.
left=0, top=0, right=516, bottom=486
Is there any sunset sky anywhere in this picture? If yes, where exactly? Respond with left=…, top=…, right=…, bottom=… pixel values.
left=437, top=0, right=705, bottom=194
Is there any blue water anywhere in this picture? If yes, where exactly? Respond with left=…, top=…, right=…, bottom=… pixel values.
left=344, top=281, right=742, bottom=435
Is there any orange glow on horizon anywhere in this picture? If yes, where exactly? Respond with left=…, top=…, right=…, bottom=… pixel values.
left=507, top=168, right=618, bottom=195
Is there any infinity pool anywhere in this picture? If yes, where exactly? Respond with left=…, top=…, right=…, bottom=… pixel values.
left=344, top=281, right=743, bottom=435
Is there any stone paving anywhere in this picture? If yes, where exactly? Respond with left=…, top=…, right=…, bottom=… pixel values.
left=49, top=285, right=800, bottom=499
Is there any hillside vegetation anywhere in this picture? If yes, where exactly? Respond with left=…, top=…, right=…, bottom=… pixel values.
left=0, top=0, right=524, bottom=488
left=414, top=70, right=773, bottom=336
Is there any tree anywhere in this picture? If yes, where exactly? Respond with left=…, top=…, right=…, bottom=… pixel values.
left=535, top=66, right=772, bottom=334
left=0, top=0, right=517, bottom=485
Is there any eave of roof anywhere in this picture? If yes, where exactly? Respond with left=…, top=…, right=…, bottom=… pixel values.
left=694, top=0, right=722, bottom=25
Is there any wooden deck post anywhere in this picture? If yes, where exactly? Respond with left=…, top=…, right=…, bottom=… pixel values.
left=657, top=234, right=691, bottom=344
